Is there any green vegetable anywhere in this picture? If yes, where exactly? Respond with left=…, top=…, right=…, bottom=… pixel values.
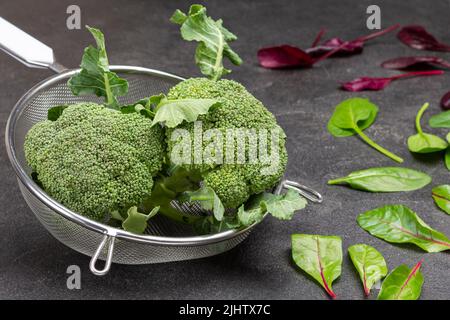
left=432, top=185, right=450, bottom=215
left=237, top=189, right=307, bottom=226
left=24, top=103, right=165, bottom=222
left=429, top=110, right=450, bottom=128
left=121, top=206, right=159, bottom=234
left=166, top=78, right=288, bottom=210
left=357, top=204, right=450, bottom=252
left=348, top=244, right=388, bottom=296
left=291, top=234, right=342, bottom=299
left=184, top=185, right=225, bottom=221
left=328, top=167, right=431, bottom=192
left=445, top=148, right=450, bottom=170
left=377, top=260, right=424, bottom=300
left=171, top=4, right=242, bottom=80
left=407, top=102, right=448, bottom=153
left=47, top=105, right=68, bottom=121
left=150, top=94, right=219, bottom=128
left=328, top=98, right=403, bottom=163
left=68, top=26, right=128, bottom=109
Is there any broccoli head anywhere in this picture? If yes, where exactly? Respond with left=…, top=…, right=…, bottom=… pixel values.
left=24, top=103, right=165, bottom=221
left=166, top=78, right=288, bottom=208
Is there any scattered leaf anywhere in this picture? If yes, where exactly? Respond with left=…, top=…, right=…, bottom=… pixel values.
left=291, top=234, right=342, bottom=299
left=429, top=110, right=450, bottom=128
left=377, top=260, right=424, bottom=300
left=348, top=244, right=388, bottom=296
left=407, top=102, right=448, bottom=153
left=441, top=91, right=450, bottom=110
left=398, top=25, right=450, bottom=52
left=328, top=167, right=431, bottom=192
left=381, top=56, right=450, bottom=70
left=432, top=185, right=450, bottom=215
left=357, top=204, right=450, bottom=252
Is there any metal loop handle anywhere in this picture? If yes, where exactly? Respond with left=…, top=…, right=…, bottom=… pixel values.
left=89, top=234, right=116, bottom=276
left=0, top=17, right=67, bottom=73
left=283, top=180, right=323, bottom=203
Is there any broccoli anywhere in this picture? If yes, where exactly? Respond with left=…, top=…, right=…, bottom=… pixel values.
left=24, top=103, right=165, bottom=221
left=166, top=78, right=288, bottom=208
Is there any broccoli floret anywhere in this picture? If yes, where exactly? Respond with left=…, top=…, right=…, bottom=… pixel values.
left=24, top=103, right=165, bottom=221
left=166, top=78, right=287, bottom=208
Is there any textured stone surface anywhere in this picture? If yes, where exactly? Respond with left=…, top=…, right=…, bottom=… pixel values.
left=0, top=0, right=449, bottom=300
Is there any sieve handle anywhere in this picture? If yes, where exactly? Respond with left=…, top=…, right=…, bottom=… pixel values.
left=0, top=16, right=67, bottom=73
left=281, top=179, right=323, bottom=203
left=89, top=234, right=116, bottom=276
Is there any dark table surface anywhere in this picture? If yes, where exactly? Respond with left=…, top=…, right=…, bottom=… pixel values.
left=1, top=0, right=449, bottom=300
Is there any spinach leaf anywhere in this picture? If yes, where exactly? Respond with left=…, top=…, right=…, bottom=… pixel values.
left=445, top=147, right=450, bottom=170
left=291, top=234, right=342, bottom=299
left=150, top=94, right=219, bottom=128
left=328, top=167, right=431, bottom=192
left=121, top=206, right=159, bottom=234
left=407, top=103, right=448, bottom=153
left=357, top=204, right=450, bottom=252
left=47, top=105, right=68, bottom=121
left=348, top=244, right=388, bottom=296
left=171, top=4, right=242, bottom=80
left=68, top=26, right=128, bottom=109
left=377, top=260, right=424, bottom=300
left=184, top=185, right=225, bottom=221
left=429, top=110, right=450, bottom=128
left=328, top=98, right=403, bottom=163
left=237, top=189, right=307, bottom=226
left=432, top=185, right=450, bottom=215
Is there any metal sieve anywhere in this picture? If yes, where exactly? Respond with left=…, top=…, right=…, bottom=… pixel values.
left=2, top=17, right=322, bottom=275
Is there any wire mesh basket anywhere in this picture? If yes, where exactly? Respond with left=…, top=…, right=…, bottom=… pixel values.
left=2, top=18, right=322, bottom=275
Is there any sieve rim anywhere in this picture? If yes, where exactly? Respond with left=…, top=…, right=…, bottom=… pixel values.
left=5, top=65, right=265, bottom=247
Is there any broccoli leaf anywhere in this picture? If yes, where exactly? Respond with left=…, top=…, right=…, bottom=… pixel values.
left=122, top=206, right=159, bottom=234
left=171, top=4, right=242, bottom=80
left=120, top=98, right=155, bottom=118
left=47, top=105, right=68, bottom=121
left=193, top=214, right=240, bottom=235
left=151, top=94, right=218, bottom=128
left=184, top=185, right=225, bottom=221
left=68, top=26, right=128, bottom=109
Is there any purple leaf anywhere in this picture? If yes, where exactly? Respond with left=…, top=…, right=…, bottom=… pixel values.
left=398, top=25, right=450, bottom=52
left=257, top=45, right=315, bottom=69
left=441, top=91, right=450, bottom=110
left=381, top=56, right=450, bottom=70
left=342, top=70, right=444, bottom=92
left=306, top=24, right=399, bottom=57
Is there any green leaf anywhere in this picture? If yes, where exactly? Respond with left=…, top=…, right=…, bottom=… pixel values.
left=122, top=206, right=159, bottom=234
left=357, top=204, right=450, bottom=252
left=237, top=202, right=265, bottom=227
left=291, top=234, right=342, bottom=299
left=408, top=103, right=447, bottom=153
left=348, top=244, right=388, bottom=296
left=260, top=189, right=307, bottom=220
left=171, top=4, right=242, bottom=80
left=429, top=110, right=450, bottom=128
left=184, top=185, right=225, bottom=221
left=193, top=214, right=240, bottom=235
left=377, top=260, right=424, bottom=300
left=328, top=167, right=431, bottom=192
left=432, top=185, right=450, bottom=215
left=120, top=98, right=154, bottom=118
left=445, top=148, right=450, bottom=170
left=47, top=105, right=68, bottom=121
left=68, top=26, right=128, bottom=109
left=151, top=95, right=218, bottom=128
left=328, top=98, right=403, bottom=163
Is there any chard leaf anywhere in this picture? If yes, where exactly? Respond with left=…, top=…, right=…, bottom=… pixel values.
left=377, top=260, right=424, bottom=300
left=151, top=95, right=218, bottom=128
left=328, top=167, right=431, bottom=192
left=122, top=206, right=159, bottom=234
left=348, top=244, right=388, bottom=296
left=184, top=185, right=225, bottom=221
left=171, top=4, right=242, bottom=80
left=432, top=185, right=450, bottom=215
left=408, top=102, right=448, bottom=153
left=357, top=204, right=450, bottom=252
left=429, top=110, right=450, bottom=128
left=68, top=26, right=128, bottom=109
left=328, top=98, right=403, bottom=163
left=291, top=234, right=342, bottom=299
left=47, top=105, right=68, bottom=121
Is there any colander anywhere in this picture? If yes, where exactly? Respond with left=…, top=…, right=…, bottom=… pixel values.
left=2, top=17, right=322, bottom=275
